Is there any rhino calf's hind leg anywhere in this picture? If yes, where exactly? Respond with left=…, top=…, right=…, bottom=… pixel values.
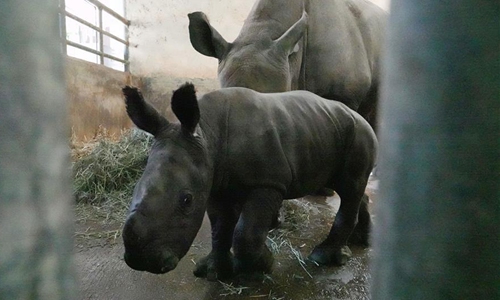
left=309, top=124, right=375, bottom=265
left=233, top=189, right=282, bottom=275
left=308, top=185, right=364, bottom=265
left=194, top=196, right=241, bottom=281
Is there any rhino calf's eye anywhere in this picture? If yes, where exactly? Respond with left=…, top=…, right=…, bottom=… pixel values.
left=180, top=193, right=193, bottom=209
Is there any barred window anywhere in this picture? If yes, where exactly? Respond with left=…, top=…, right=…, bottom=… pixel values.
left=59, top=0, right=129, bottom=71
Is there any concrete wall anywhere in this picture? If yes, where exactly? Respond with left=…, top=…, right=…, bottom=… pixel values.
left=66, top=58, right=219, bottom=142
left=126, top=0, right=255, bottom=79
left=66, top=57, right=136, bottom=141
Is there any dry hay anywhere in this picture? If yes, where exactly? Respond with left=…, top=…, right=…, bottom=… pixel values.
left=72, top=128, right=152, bottom=223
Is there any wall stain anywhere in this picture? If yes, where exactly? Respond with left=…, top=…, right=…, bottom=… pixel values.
left=66, top=58, right=218, bottom=142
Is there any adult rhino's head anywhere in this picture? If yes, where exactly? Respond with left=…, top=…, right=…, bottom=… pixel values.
left=188, top=11, right=307, bottom=92
left=121, top=83, right=211, bottom=274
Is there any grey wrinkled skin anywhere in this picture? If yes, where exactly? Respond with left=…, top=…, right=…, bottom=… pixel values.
left=188, top=0, right=387, bottom=130
left=122, top=83, right=377, bottom=281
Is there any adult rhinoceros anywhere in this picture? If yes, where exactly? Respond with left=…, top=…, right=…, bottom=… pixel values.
left=188, top=0, right=387, bottom=130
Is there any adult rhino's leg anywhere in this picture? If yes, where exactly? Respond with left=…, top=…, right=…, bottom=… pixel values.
left=193, top=196, right=240, bottom=281
left=357, top=85, right=379, bottom=133
left=348, top=194, right=372, bottom=247
left=233, top=189, right=282, bottom=275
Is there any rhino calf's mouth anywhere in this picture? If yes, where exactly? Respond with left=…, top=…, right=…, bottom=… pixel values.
left=123, top=248, right=180, bottom=274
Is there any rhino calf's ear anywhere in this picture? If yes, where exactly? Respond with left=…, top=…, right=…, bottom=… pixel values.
left=122, top=86, right=169, bottom=136
left=171, top=83, right=200, bottom=134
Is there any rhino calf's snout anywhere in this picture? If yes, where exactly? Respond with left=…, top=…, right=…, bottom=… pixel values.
left=123, top=213, right=180, bottom=274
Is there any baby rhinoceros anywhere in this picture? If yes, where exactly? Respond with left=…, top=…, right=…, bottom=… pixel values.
left=122, top=83, right=377, bottom=281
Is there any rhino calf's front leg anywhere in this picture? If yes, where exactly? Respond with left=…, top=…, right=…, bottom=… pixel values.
left=194, top=196, right=240, bottom=281
left=232, top=189, right=282, bottom=275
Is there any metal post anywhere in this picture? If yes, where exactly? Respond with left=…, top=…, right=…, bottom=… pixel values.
left=124, top=1, right=130, bottom=73
left=59, top=0, right=67, bottom=55
left=99, top=6, right=105, bottom=65
left=0, top=1, right=75, bottom=299
left=372, top=0, right=499, bottom=299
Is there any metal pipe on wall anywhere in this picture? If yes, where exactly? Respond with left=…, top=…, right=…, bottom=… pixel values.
left=372, top=0, right=499, bottom=299
left=0, top=1, right=75, bottom=298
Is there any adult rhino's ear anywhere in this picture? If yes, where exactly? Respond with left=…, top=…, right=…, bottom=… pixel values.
left=188, top=11, right=230, bottom=60
left=122, top=86, right=169, bottom=136
left=274, top=11, right=308, bottom=55
left=171, top=82, right=200, bottom=134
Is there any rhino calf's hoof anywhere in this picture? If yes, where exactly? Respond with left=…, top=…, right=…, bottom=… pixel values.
left=234, top=246, right=274, bottom=275
left=308, top=245, right=352, bottom=266
left=193, top=252, right=234, bottom=281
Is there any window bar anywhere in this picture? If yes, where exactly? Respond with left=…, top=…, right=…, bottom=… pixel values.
left=66, top=40, right=127, bottom=64
left=86, top=0, right=130, bottom=26
left=65, top=11, right=128, bottom=45
left=59, top=0, right=67, bottom=55
left=98, top=6, right=104, bottom=65
left=124, top=3, right=129, bottom=72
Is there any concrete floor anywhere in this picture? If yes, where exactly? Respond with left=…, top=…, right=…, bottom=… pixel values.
left=74, top=179, right=378, bottom=300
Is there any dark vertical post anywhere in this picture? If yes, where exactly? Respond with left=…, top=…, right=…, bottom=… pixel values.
left=372, top=1, right=499, bottom=299
left=0, top=1, right=75, bottom=299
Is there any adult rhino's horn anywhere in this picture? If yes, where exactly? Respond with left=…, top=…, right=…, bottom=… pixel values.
left=274, top=11, right=308, bottom=55
left=122, top=86, right=169, bottom=136
left=171, top=82, right=200, bottom=134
